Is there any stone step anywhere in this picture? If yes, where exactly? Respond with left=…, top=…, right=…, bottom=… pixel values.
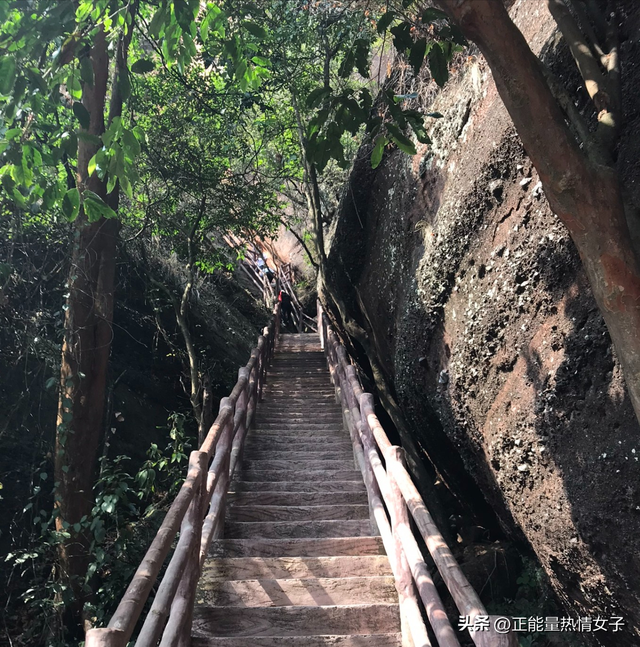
left=208, top=537, right=386, bottom=558
left=192, top=634, right=402, bottom=647
left=228, top=492, right=368, bottom=507
left=198, top=576, right=397, bottom=607
left=228, top=504, right=370, bottom=522
left=230, top=481, right=366, bottom=493
left=225, top=519, right=374, bottom=539
left=192, top=603, right=401, bottom=637
left=241, top=460, right=356, bottom=472
left=201, top=555, right=392, bottom=580
left=238, top=470, right=362, bottom=482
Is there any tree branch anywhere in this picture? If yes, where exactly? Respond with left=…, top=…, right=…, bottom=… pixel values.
left=283, top=221, right=320, bottom=270
left=547, top=0, right=619, bottom=160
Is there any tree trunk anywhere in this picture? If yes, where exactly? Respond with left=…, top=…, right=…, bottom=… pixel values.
left=54, top=27, right=117, bottom=634
left=291, top=91, right=328, bottom=275
left=434, top=0, right=640, bottom=424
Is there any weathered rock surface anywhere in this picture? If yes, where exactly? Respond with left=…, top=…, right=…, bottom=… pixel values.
left=325, top=1, right=640, bottom=644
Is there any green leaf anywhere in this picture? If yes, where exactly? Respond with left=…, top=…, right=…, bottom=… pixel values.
left=79, top=56, right=94, bottom=86
left=117, top=69, right=131, bottom=101
left=0, top=56, right=16, bottom=95
left=338, top=50, right=355, bottom=78
left=88, top=154, right=97, bottom=177
left=243, top=21, right=267, bottom=39
left=409, top=38, right=427, bottom=75
left=120, top=175, right=133, bottom=199
left=428, top=43, right=449, bottom=87
left=387, top=124, right=417, bottom=155
left=62, top=188, right=80, bottom=221
left=251, top=55, right=269, bottom=67
left=77, top=131, right=102, bottom=145
left=72, top=102, right=91, bottom=129
left=354, top=39, right=370, bottom=78
left=377, top=11, right=396, bottom=34
left=149, top=7, right=166, bottom=38
left=83, top=190, right=117, bottom=221
left=390, top=23, right=413, bottom=53
left=122, top=129, right=141, bottom=157
left=131, top=58, right=155, bottom=74
left=371, top=135, right=388, bottom=169
left=422, top=8, right=449, bottom=23
left=306, top=87, right=331, bottom=109
left=409, top=121, right=431, bottom=145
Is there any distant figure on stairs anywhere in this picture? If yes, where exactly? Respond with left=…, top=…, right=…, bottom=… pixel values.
left=279, top=290, right=293, bottom=329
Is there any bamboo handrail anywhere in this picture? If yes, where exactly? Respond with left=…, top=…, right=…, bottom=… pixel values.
left=85, top=304, right=281, bottom=647
left=318, top=301, right=517, bottom=647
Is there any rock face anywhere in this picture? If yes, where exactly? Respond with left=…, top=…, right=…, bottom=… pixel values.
left=325, top=1, right=640, bottom=644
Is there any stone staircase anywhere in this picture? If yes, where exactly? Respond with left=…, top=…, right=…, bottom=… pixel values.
left=192, top=333, right=403, bottom=646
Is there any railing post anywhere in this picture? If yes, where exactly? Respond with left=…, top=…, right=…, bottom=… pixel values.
left=386, top=446, right=431, bottom=647
left=200, top=398, right=233, bottom=563
left=198, top=378, right=213, bottom=448
left=85, top=628, right=126, bottom=647
left=317, top=300, right=324, bottom=349
left=275, top=303, right=281, bottom=343
left=158, top=450, right=208, bottom=647
left=256, top=337, right=266, bottom=401
left=229, top=367, right=250, bottom=479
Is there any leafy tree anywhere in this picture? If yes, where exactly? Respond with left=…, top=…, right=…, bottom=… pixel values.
left=130, top=67, right=282, bottom=430
left=0, top=0, right=259, bottom=633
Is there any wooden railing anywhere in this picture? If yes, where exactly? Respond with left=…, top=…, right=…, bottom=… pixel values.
left=85, top=304, right=281, bottom=647
left=318, top=302, right=517, bottom=647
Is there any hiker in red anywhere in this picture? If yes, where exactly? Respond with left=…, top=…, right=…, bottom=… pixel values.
left=278, top=290, right=293, bottom=328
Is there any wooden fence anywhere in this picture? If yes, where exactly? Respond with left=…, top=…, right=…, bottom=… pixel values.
left=318, top=302, right=517, bottom=647
left=85, top=304, right=281, bottom=647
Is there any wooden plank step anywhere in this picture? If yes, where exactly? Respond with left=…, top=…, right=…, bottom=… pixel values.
left=242, top=451, right=354, bottom=462
left=227, top=504, right=370, bottom=522
left=249, top=430, right=347, bottom=438
left=208, top=537, right=386, bottom=558
left=251, top=415, right=341, bottom=420
left=255, top=419, right=344, bottom=425
left=192, top=604, right=401, bottom=637
left=228, top=492, right=368, bottom=506
left=256, top=409, right=342, bottom=415
left=241, top=460, right=356, bottom=472
left=244, top=438, right=350, bottom=447
left=197, top=576, right=397, bottom=607
left=192, top=634, right=402, bottom=647
left=243, top=442, right=353, bottom=453
left=224, top=519, right=374, bottom=539
left=253, top=426, right=345, bottom=432
left=230, top=481, right=366, bottom=493
left=201, top=556, right=392, bottom=579
left=238, top=470, right=362, bottom=482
